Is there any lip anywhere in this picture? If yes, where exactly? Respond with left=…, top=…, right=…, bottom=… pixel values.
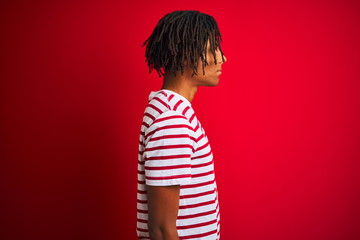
left=217, top=69, right=222, bottom=74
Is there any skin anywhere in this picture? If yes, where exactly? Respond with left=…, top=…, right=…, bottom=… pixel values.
left=146, top=38, right=227, bottom=240
left=146, top=185, right=180, bottom=240
left=161, top=39, right=227, bottom=103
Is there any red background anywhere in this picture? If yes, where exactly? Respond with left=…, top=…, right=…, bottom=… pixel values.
left=1, top=0, right=359, bottom=239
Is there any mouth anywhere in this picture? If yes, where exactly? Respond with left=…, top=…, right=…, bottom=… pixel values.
left=217, top=69, right=222, bottom=74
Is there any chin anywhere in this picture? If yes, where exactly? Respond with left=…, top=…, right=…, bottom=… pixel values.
left=210, top=78, right=220, bottom=86
left=198, top=77, right=220, bottom=87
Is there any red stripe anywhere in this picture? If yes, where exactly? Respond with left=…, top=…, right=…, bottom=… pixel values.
left=177, top=209, right=216, bottom=219
left=153, top=96, right=170, bottom=109
left=138, top=170, right=145, bottom=175
left=159, top=91, right=167, bottom=97
left=137, top=209, right=148, bottom=214
left=145, top=164, right=191, bottom=170
left=148, top=104, right=163, bottom=114
left=168, top=94, right=174, bottom=101
left=194, top=122, right=199, bottom=132
left=180, top=189, right=215, bottom=199
left=137, top=227, right=148, bottom=233
left=179, top=229, right=217, bottom=239
left=145, top=154, right=191, bottom=161
left=144, top=112, right=155, bottom=121
left=153, top=115, right=187, bottom=125
left=142, top=121, right=150, bottom=128
left=181, top=179, right=215, bottom=189
left=137, top=189, right=146, bottom=194
left=139, top=199, right=215, bottom=210
left=146, top=174, right=191, bottom=180
left=145, top=144, right=194, bottom=152
left=192, top=170, right=214, bottom=178
left=177, top=219, right=217, bottom=230
left=192, top=159, right=214, bottom=168
left=137, top=199, right=147, bottom=204
left=191, top=151, right=211, bottom=160
left=189, top=112, right=196, bottom=123
left=137, top=218, right=147, bottom=223
left=149, top=134, right=196, bottom=143
left=197, top=141, right=209, bottom=151
left=145, top=124, right=193, bottom=140
left=173, top=99, right=183, bottom=111
left=182, top=106, right=190, bottom=115
left=196, top=133, right=205, bottom=142
left=179, top=199, right=216, bottom=209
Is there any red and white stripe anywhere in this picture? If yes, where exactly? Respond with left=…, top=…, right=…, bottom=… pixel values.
left=137, top=89, right=220, bottom=239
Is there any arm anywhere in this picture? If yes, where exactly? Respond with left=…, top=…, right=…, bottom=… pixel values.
left=146, top=184, right=180, bottom=240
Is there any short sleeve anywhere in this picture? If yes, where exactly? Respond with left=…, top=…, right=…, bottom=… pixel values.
left=143, top=110, right=195, bottom=186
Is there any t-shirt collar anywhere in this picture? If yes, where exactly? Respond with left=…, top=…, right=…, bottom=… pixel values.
left=149, top=89, right=192, bottom=107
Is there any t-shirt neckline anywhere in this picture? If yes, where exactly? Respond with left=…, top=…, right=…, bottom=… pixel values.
left=155, top=89, right=192, bottom=107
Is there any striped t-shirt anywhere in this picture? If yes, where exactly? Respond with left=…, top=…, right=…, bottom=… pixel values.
left=137, top=89, right=220, bottom=239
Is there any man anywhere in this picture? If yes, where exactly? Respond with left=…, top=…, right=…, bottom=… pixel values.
left=137, top=10, right=227, bottom=240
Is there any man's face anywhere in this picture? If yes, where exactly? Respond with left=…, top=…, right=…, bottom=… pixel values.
left=192, top=39, right=227, bottom=87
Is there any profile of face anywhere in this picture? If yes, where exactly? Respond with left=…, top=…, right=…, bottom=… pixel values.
left=191, top=39, right=227, bottom=87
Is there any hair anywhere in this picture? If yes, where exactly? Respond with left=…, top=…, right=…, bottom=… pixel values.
left=142, top=10, right=225, bottom=78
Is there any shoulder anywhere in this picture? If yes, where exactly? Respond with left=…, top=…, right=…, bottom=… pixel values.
left=143, top=91, right=193, bottom=128
left=145, top=110, right=194, bottom=139
left=144, top=92, right=171, bottom=120
left=142, top=110, right=196, bottom=149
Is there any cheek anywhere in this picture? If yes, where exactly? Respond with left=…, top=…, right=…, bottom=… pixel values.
left=213, top=52, right=221, bottom=64
left=197, top=60, right=206, bottom=74
left=206, top=53, right=215, bottom=65
left=197, top=54, right=216, bottom=75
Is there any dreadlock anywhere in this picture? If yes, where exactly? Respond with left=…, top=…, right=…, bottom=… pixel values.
left=142, top=10, right=225, bottom=78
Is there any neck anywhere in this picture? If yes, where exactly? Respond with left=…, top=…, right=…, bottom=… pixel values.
left=161, top=71, right=198, bottom=103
